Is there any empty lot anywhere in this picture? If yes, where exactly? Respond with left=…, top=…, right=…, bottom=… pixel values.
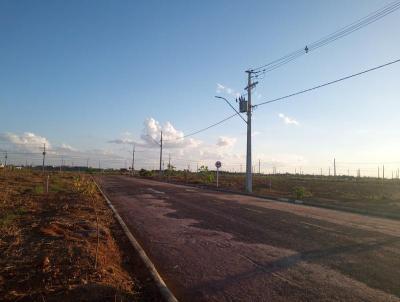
left=97, top=175, right=400, bottom=301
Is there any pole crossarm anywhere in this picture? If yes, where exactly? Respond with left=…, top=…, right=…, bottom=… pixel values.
left=214, top=96, right=247, bottom=124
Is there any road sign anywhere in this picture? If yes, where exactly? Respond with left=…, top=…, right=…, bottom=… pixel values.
left=215, top=161, right=221, bottom=188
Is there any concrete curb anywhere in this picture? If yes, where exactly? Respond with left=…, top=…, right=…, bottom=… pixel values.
left=93, top=179, right=179, bottom=302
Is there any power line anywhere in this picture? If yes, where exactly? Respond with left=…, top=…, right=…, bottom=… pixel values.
left=254, top=57, right=400, bottom=107
left=163, top=113, right=237, bottom=142
left=251, top=0, right=400, bottom=74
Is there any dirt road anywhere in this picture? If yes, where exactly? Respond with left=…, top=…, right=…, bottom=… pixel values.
left=97, top=175, right=400, bottom=302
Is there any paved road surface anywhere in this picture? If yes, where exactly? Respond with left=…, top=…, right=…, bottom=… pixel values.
left=97, top=175, right=400, bottom=302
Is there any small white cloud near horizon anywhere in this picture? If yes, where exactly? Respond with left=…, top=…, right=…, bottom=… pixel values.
left=216, top=136, right=237, bottom=148
left=216, top=83, right=240, bottom=98
left=278, top=113, right=299, bottom=126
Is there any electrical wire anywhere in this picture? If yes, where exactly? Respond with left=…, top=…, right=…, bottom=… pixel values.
left=251, top=0, right=400, bottom=74
left=254, top=57, right=400, bottom=107
left=163, top=113, right=238, bottom=142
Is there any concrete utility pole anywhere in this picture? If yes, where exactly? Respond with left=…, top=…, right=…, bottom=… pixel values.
left=131, top=145, right=135, bottom=175
left=42, top=144, right=46, bottom=173
left=245, top=70, right=253, bottom=193
left=215, top=71, right=256, bottom=193
left=4, top=151, right=7, bottom=167
left=159, top=131, right=163, bottom=174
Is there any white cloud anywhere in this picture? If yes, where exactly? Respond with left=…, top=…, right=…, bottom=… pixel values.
left=216, top=83, right=241, bottom=98
left=0, top=132, right=51, bottom=151
left=108, top=138, right=135, bottom=145
left=107, top=118, right=201, bottom=150
left=278, top=113, right=299, bottom=126
left=140, top=118, right=200, bottom=149
left=58, top=143, right=77, bottom=152
left=216, top=136, right=237, bottom=148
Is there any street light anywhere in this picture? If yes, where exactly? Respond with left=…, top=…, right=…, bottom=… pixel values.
left=214, top=95, right=252, bottom=192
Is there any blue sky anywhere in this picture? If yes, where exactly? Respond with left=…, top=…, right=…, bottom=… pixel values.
left=1, top=0, right=400, bottom=175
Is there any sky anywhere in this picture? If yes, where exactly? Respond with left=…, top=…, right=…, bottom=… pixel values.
left=1, top=0, right=400, bottom=176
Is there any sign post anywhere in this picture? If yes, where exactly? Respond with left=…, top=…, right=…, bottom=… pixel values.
left=215, top=161, right=222, bottom=188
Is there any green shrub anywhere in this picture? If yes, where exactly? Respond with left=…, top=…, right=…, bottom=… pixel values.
left=198, top=165, right=214, bottom=183
left=293, top=186, right=311, bottom=199
left=139, top=169, right=154, bottom=177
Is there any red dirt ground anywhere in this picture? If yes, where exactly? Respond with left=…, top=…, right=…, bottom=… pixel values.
left=0, top=170, right=162, bottom=301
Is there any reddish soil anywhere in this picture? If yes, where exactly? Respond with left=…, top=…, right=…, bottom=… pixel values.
left=0, top=170, right=161, bottom=301
left=98, top=175, right=400, bottom=302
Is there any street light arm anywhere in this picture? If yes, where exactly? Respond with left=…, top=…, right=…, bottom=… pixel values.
left=214, top=96, right=247, bottom=124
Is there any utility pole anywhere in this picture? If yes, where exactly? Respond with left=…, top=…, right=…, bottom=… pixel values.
left=215, top=71, right=256, bottom=192
left=42, top=144, right=46, bottom=173
left=159, top=131, right=163, bottom=175
left=60, top=156, right=63, bottom=173
left=131, top=145, right=135, bottom=176
left=4, top=151, right=7, bottom=168
left=87, top=158, right=89, bottom=169
left=168, top=153, right=171, bottom=169
left=383, top=165, right=385, bottom=179
left=245, top=70, right=255, bottom=193
left=333, top=158, right=336, bottom=177
left=258, top=159, right=261, bottom=175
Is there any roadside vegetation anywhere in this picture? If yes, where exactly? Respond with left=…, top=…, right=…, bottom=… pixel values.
left=0, top=169, right=159, bottom=301
left=136, top=168, right=400, bottom=219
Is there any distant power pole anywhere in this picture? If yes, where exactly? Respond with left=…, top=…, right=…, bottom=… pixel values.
left=168, top=153, right=171, bottom=169
left=258, top=159, right=261, bottom=174
left=4, top=151, right=7, bottom=167
left=383, top=165, right=385, bottom=179
left=159, top=131, right=163, bottom=174
left=131, top=145, right=135, bottom=175
left=87, top=158, right=89, bottom=169
left=42, top=144, right=46, bottom=173
left=333, top=158, right=336, bottom=177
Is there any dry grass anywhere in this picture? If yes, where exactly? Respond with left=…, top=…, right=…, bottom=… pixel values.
left=147, top=171, right=400, bottom=218
left=0, top=169, right=159, bottom=301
